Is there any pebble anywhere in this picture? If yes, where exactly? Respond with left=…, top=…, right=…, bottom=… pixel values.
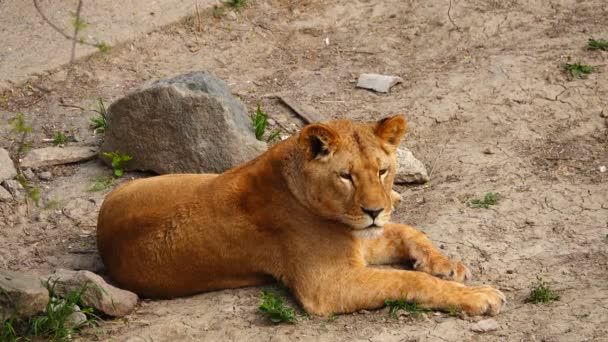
left=471, top=318, right=500, bottom=332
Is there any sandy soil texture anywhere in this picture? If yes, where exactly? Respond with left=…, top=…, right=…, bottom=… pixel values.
left=1, top=0, right=607, bottom=341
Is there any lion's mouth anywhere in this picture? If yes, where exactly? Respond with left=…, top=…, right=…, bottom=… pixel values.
left=352, top=225, right=384, bottom=239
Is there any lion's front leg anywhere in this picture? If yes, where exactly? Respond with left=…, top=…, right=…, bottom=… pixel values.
left=361, top=223, right=471, bottom=282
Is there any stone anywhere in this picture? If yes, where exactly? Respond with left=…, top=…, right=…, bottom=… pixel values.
left=471, top=318, right=500, bottom=332
left=2, top=179, right=25, bottom=201
left=43, top=269, right=138, bottom=317
left=21, top=146, right=98, bottom=169
left=65, top=310, right=87, bottom=328
left=0, top=186, right=12, bottom=202
left=599, top=165, right=607, bottom=173
left=356, top=73, right=403, bottom=93
left=394, top=147, right=429, bottom=184
left=38, top=171, right=53, bottom=181
left=0, top=148, right=17, bottom=183
left=101, top=71, right=267, bottom=174
left=22, top=168, right=36, bottom=181
left=0, top=270, right=50, bottom=320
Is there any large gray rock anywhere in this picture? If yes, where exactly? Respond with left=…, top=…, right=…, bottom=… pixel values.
left=0, top=148, right=17, bottom=183
left=394, top=147, right=429, bottom=184
left=21, top=146, right=98, bottom=168
left=0, top=270, right=50, bottom=320
left=101, top=71, right=267, bottom=174
left=44, top=269, right=138, bottom=317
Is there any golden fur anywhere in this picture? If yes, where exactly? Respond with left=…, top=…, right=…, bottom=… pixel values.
left=97, top=116, right=505, bottom=316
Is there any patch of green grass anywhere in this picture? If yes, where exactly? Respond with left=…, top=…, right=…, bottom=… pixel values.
left=251, top=104, right=281, bottom=142
left=90, top=98, right=108, bottom=134
left=560, top=62, right=594, bottom=78
left=469, top=192, right=500, bottom=209
left=87, top=177, right=115, bottom=192
left=447, top=306, right=461, bottom=317
left=527, top=276, right=560, bottom=304
left=225, top=0, right=246, bottom=9
left=1, top=316, right=18, bottom=342
left=212, top=5, right=225, bottom=18
left=9, top=113, right=32, bottom=135
left=258, top=291, right=296, bottom=324
left=587, top=38, right=608, bottom=51
left=102, top=151, right=132, bottom=178
left=95, top=42, right=111, bottom=54
left=385, top=297, right=430, bottom=318
left=52, top=131, right=68, bottom=146
left=326, top=312, right=338, bottom=322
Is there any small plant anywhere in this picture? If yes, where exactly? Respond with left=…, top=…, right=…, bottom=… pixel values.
left=587, top=38, right=608, bottom=51
left=9, top=113, right=33, bottom=135
left=16, top=174, right=41, bottom=205
left=95, top=42, right=111, bottom=53
left=527, top=276, right=560, bottom=304
left=1, top=316, right=18, bottom=342
left=560, top=62, right=594, bottom=78
left=212, top=5, right=225, bottom=17
left=90, top=97, right=108, bottom=134
left=384, top=297, right=430, bottom=318
left=258, top=291, right=296, bottom=324
left=326, top=312, right=338, bottom=322
left=88, top=176, right=115, bottom=192
left=447, top=306, right=461, bottom=317
left=103, top=151, right=132, bottom=177
left=52, top=131, right=68, bottom=145
left=225, top=0, right=246, bottom=9
left=251, top=104, right=281, bottom=142
left=469, top=192, right=500, bottom=209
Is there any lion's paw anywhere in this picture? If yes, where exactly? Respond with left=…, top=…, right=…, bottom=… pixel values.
left=456, top=286, right=506, bottom=316
left=414, top=256, right=472, bottom=283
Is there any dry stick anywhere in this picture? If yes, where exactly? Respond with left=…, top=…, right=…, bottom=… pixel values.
left=447, top=0, right=461, bottom=31
left=32, top=0, right=96, bottom=47
left=195, top=0, right=202, bottom=33
left=427, top=140, right=449, bottom=179
left=69, top=0, right=84, bottom=65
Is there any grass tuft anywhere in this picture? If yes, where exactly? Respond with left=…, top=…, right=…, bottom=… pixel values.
left=469, top=192, right=500, bottom=209
left=52, top=131, right=68, bottom=146
left=560, top=62, right=594, bottom=78
left=225, top=0, right=246, bottom=9
left=90, top=98, right=108, bottom=134
left=527, top=276, right=560, bottom=304
left=251, top=104, right=281, bottom=142
left=587, top=38, right=608, bottom=51
left=87, top=176, right=115, bottom=192
left=258, top=291, right=296, bottom=324
left=102, top=151, right=132, bottom=178
left=384, top=297, right=430, bottom=318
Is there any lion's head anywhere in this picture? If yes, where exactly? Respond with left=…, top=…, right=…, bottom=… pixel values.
left=288, top=115, right=407, bottom=238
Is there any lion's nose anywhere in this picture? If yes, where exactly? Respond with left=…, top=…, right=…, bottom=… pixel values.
left=361, top=207, right=383, bottom=219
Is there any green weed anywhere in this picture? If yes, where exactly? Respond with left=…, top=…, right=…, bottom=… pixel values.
left=527, top=276, right=560, bottom=304
left=52, top=131, right=67, bottom=145
left=1, top=316, right=19, bottom=342
left=560, top=62, right=594, bottom=78
left=212, top=5, right=225, bottom=17
left=258, top=291, right=296, bottom=324
left=225, top=0, right=246, bottom=9
left=251, top=104, right=281, bottom=142
left=9, top=113, right=32, bottom=135
left=90, top=98, right=108, bottom=134
left=95, top=42, right=111, bottom=54
left=87, top=177, right=115, bottom=192
left=326, top=312, right=338, bottom=322
left=384, top=297, right=430, bottom=318
left=469, top=192, right=500, bottom=209
left=15, top=174, right=41, bottom=205
left=587, top=38, right=608, bottom=51
left=102, top=151, right=132, bottom=178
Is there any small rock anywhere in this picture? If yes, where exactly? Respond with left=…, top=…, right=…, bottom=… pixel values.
left=600, top=109, right=607, bottom=118
left=394, top=147, right=429, bottom=184
left=38, top=171, right=53, bottom=181
left=0, top=148, right=17, bottom=183
left=43, top=269, right=138, bottom=317
left=22, top=168, right=36, bottom=181
left=65, top=311, right=87, bottom=328
left=415, top=197, right=425, bottom=204
left=0, top=186, right=12, bottom=202
left=226, top=10, right=237, bottom=21
left=482, top=148, right=494, bottom=155
left=21, top=146, right=98, bottom=168
left=471, top=318, right=500, bottom=332
left=2, top=179, right=25, bottom=201
left=356, top=73, right=403, bottom=93
left=101, top=71, right=267, bottom=174
left=599, top=165, right=607, bottom=173
left=0, top=270, right=50, bottom=320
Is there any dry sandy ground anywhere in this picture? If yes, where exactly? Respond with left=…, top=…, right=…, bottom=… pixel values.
left=1, top=0, right=607, bottom=341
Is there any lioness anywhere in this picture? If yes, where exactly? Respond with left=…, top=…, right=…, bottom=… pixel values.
left=97, top=115, right=505, bottom=316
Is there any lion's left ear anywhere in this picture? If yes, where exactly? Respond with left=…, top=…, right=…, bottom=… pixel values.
left=374, top=115, right=407, bottom=147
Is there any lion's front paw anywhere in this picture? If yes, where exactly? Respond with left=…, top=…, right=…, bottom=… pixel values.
left=414, top=256, right=472, bottom=283
left=455, top=286, right=506, bottom=316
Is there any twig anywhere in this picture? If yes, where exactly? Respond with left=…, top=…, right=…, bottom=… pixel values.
left=427, top=140, right=449, bottom=179
left=69, top=0, right=84, bottom=65
left=32, top=0, right=96, bottom=47
left=195, top=0, right=202, bottom=33
left=447, top=0, right=461, bottom=31
left=59, top=104, right=87, bottom=111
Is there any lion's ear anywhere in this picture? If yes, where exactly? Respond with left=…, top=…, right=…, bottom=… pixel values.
left=374, top=115, right=407, bottom=148
left=299, top=124, right=340, bottom=160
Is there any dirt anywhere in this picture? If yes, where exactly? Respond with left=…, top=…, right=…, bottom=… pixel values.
left=1, top=0, right=607, bottom=341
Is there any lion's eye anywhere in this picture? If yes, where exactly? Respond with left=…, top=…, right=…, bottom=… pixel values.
left=340, top=172, right=353, bottom=182
left=379, top=168, right=388, bottom=177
